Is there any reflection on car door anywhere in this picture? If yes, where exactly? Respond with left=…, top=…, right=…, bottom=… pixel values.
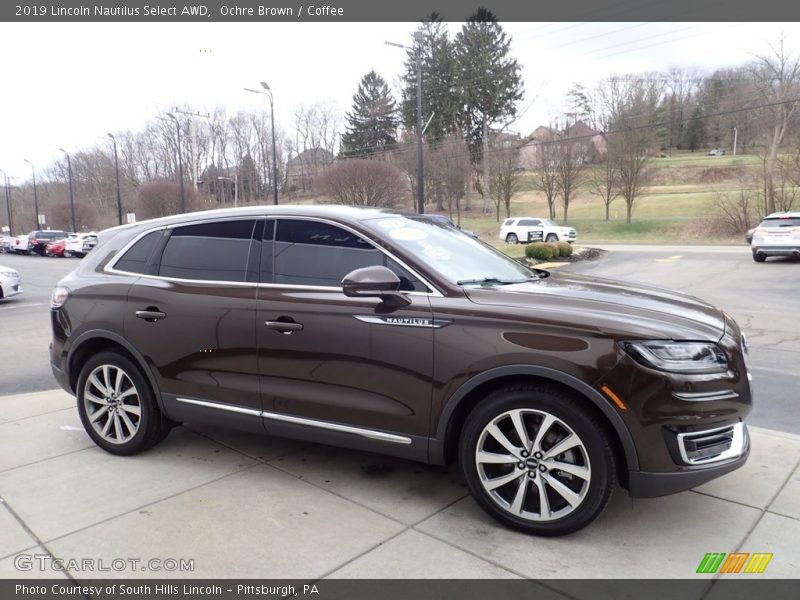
left=256, top=218, right=435, bottom=453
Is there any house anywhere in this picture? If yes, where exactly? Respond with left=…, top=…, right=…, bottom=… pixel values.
left=285, top=148, right=335, bottom=192
left=518, top=121, right=606, bottom=169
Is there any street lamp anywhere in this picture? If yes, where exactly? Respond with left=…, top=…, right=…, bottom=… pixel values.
left=244, top=82, right=279, bottom=205
left=0, top=168, right=12, bottom=237
left=386, top=31, right=425, bottom=214
left=107, top=133, right=123, bottom=225
left=58, top=149, right=77, bottom=232
left=218, top=175, right=238, bottom=207
left=166, top=113, right=186, bottom=213
left=23, top=159, right=40, bottom=226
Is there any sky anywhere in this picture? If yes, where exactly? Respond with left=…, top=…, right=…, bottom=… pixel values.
left=0, top=21, right=797, bottom=183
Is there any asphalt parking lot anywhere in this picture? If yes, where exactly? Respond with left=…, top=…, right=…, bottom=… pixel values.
left=1, top=245, right=799, bottom=582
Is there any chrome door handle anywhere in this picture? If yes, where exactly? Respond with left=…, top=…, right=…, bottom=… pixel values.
left=265, top=320, right=303, bottom=334
left=135, top=309, right=166, bottom=322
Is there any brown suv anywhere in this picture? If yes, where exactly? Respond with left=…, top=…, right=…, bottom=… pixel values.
left=50, top=206, right=751, bottom=536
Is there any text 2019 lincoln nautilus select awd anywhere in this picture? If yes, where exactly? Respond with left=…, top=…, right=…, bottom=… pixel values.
left=50, top=206, right=751, bottom=536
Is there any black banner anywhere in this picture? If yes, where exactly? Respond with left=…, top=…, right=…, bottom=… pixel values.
left=3, top=580, right=800, bottom=600
left=1, top=0, right=799, bottom=22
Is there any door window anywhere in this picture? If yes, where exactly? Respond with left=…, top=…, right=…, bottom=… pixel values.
left=268, top=219, right=425, bottom=291
left=158, top=220, right=257, bottom=282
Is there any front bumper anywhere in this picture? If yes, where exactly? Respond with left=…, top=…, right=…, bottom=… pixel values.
left=628, top=424, right=750, bottom=497
left=0, top=277, right=22, bottom=298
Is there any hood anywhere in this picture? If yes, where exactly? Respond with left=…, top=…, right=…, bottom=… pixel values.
left=0, top=265, right=17, bottom=275
left=464, top=271, right=726, bottom=342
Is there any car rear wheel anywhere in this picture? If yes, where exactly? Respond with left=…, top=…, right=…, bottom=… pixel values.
left=64, top=250, right=73, bottom=258
left=459, top=384, right=615, bottom=536
left=752, top=252, right=766, bottom=262
left=546, top=233, right=559, bottom=242
left=76, top=351, right=171, bottom=455
left=505, top=233, right=519, bottom=244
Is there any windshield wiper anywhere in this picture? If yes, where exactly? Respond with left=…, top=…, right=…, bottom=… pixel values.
left=456, top=276, right=539, bottom=286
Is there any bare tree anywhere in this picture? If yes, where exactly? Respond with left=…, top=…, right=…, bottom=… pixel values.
left=750, top=35, right=800, bottom=213
left=488, top=135, right=521, bottom=221
left=317, top=160, right=407, bottom=207
left=530, top=138, right=561, bottom=219
left=554, top=128, right=587, bottom=223
left=588, top=150, right=621, bottom=221
left=608, top=131, right=653, bottom=223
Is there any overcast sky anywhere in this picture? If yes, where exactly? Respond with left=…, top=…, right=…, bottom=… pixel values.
left=0, top=21, right=797, bottom=182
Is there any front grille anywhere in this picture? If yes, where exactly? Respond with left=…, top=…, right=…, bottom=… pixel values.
left=677, top=423, right=746, bottom=465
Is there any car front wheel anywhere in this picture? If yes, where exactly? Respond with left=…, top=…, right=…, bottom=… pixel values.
left=752, top=252, right=766, bottom=262
left=76, top=351, right=171, bottom=455
left=546, top=233, right=559, bottom=242
left=459, top=385, right=615, bottom=536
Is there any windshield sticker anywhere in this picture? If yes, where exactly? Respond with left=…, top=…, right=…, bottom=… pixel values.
left=377, top=218, right=407, bottom=230
left=419, top=242, right=452, bottom=261
left=389, top=228, right=427, bottom=241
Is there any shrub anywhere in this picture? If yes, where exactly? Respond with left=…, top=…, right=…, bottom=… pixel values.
left=543, top=242, right=561, bottom=258
left=556, top=241, right=573, bottom=257
left=525, top=243, right=555, bottom=261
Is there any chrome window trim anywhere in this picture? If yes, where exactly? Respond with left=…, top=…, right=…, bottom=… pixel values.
left=676, top=422, right=747, bottom=465
left=175, top=396, right=411, bottom=445
left=105, top=214, right=443, bottom=297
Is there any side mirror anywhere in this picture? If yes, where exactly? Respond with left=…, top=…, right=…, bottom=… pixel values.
left=342, top=265, right=411, bottom=307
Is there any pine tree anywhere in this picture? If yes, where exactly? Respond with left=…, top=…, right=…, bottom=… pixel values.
left=453, top=9, right=523, bottom=164
left=340, top=71, right=398, bottom=158
left=685, top=106, right=705, bottom=152
left=400, top=15, right=459, bottom=144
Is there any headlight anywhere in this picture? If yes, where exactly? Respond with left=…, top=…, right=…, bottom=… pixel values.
left=624, top=341, right=728, bottom=374
left=50, top=286, right=70, bottom=309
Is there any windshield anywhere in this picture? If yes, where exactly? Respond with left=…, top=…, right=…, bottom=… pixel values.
left=759, top=217, right=800, bottom=228
left=362, top=216, right=534, bottom=286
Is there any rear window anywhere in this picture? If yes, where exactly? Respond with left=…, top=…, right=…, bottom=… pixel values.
left=759, top=217, right=800, bottom=228
left=114, top=231, right=163, bottom=274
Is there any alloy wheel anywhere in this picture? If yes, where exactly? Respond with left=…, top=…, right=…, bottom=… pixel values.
left=475, top=408, right=592, bottom=522
left=83, top=364, right=142, bottom=445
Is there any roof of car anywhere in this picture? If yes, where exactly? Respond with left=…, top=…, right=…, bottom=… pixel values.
left=764, top=211, right=800, bottom=218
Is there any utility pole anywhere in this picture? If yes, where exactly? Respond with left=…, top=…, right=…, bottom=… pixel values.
left=58, top=149, right=77, bottom=232
left=107, top=134, right=123, bottom=225
left=244, top=83, right=280, bottom=205
left=167, top=113, right=185, bottom=213
left=482, top=115, right=491, bottom=213
left=0, top=169, right=12, bottom=237
left=733, top=127, right=738, bottom=156
left=23, top=159, right=40, bottom=227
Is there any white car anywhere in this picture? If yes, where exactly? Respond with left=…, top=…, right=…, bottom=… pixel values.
left=0, top=265, right=22, bottom=300
left=64, top=232, right=98, bottom=258
left=499, top=217, right=577, bottom=244
left=751, top=211, right=800, bottom=262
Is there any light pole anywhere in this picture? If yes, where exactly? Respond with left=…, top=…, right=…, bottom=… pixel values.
left=244, top=82, right=279, bottom=205
left=166, top=113, right=186, bottom=213
left=218, top=175, right=238, bottom=207
left=386, top=32, right=425, bottom=214
left=0, top=168, right=12, bottom=237
left=23, top=159, right=40, bottom=227
left=58, top=149, right=77, bottom=232
left=107, top=134, right=123, bottom=225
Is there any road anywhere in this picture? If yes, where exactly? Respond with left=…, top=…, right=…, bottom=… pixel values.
left=1, top=245, right=798, bottom=433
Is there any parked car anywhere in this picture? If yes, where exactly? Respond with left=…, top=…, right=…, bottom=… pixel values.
left=0, top=265, right=22, bottom=300
left=0, top=235, right=13, bottom=253
left=45, top=238, right=67, bottom=257
left=425, top=214, right=478, bottom=238
left=51, top=206, right=751, bottom=536
left=750, top=211, right=800, bottom=262
left=64, top=232, right=98, bottom=258
left=707, top=148, right=726, bottom=156
left=745, top=228, right=754, bottom=245
left=500, top=217, right=577, bottom=244
left=9, top=233, right=30, bottom=254
left=23, top=230, right=70, bottom=256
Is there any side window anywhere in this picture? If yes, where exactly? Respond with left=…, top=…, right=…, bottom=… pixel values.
left=114, top=231, right=163, bottom=274
left=158, top=220, right=256, bottom=282
left=503, top=219, right=515, bottom=227
left=270, top=219, right=426, bottom=292
left=518, top=219, right=538, bottom=227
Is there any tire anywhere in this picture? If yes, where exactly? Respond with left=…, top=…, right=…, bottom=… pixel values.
left=546, top=233, right=559, bottom=242
left=64, top=251, right=73, bottom=258
left=459, top=384, right=615, bottom=536
left=76, top=351, right=171, bottom=455
left=505, top=233, right=519, bottom=244
left=752, top=252, right=766, bottom=263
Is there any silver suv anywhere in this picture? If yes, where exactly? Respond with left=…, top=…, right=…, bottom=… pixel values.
left=751, top=212, right=800, bottom=262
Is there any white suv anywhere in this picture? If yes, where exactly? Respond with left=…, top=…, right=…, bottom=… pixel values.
left=64, top=232, right=98, bottom=258
left=499, top=218, right=577, bottom=244
left=751, top=212, right=800, bottom=262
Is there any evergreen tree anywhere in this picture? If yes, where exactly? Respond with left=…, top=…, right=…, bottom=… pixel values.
left=340, top=71, right=398, bottom=158
left=400, top=15, right=459, bottom=144
left=453, top=9, right=523, bottom=163
left=685, top=106, right=705, bottom=152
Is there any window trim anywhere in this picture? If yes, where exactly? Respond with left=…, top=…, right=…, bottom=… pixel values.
left=105, top=215, right=443, bottom=297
